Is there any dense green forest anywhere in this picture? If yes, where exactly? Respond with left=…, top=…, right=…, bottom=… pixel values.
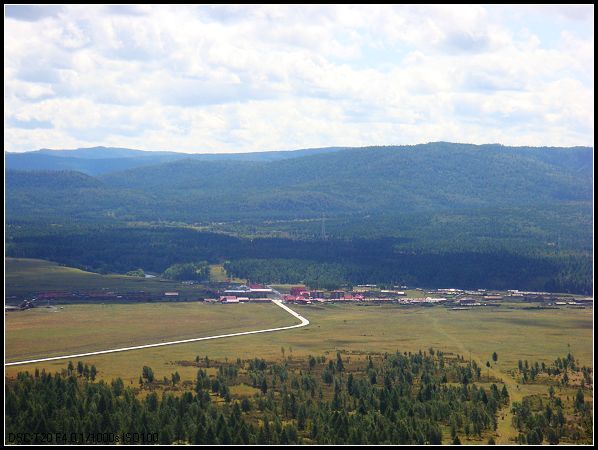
left=161, top=262, right=210, bottom=282
left=6, top=143, right=593, bottom=223
left=5, top=143, right=593, bottom=293
left=6, top=350, right=511, bottom=444
left=224, top=259, right=351, bottom=290
left=5, top=224, right=593, bottom=293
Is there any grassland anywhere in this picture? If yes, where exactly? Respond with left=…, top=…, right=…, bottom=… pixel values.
left=208, top=264, right=229, bottom=282
left=208, top=263, right=245, bottom=283
left=5, top=302, right=292, bottom=364
left=5, top=258, right=209, bottom=299
left=6, top=301, right=591, bottom=383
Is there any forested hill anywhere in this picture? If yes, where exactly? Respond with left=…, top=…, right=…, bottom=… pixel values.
left=5, top=145, right=348, bottom=175
left=5, top=142, right=593, bottom=293
left=101, top=142, right=593, bottom=209
left=6, top=142, right=593, bottom=223
left=6, top=170, right=103, bottom=190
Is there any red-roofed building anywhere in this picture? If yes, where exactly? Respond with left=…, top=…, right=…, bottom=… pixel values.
left=290, top=286, right=308, bottom=296
left=283, top=295, right=310, bottom=304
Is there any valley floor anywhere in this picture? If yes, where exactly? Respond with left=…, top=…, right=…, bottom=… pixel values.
left=6, top=301, right=593, bottom=444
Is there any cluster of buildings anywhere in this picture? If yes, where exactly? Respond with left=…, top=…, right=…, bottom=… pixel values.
left=212, top=284, right=416, bottom=305
left=214, top=284, right=275, bottom=303
left=214, top=283, right=590, bottom=307
left=281, top=285, right=411, bottom=304
left=11, top=282, right=592, bottom=311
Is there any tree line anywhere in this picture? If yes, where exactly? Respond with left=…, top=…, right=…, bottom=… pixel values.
left=161, top=262, right=210, bottom=282
left=6, top=224, right=593, bottom=294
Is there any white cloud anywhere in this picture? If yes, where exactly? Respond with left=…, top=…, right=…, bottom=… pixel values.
left=4, top=4, right=594, bottom=152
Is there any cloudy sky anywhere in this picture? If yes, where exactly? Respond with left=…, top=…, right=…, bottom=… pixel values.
left=4, top=4, right=594, bottom=153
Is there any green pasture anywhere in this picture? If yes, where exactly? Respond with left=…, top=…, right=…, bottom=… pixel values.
left=5, top=258, right=208, bottom=298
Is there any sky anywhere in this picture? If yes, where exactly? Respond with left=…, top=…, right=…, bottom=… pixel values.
left=4, top=4, right=594, bottom=153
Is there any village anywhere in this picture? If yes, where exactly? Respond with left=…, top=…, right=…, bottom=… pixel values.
left=210, top=284, right=593, bottom=310
left=6, top=281, right=593, bottom=312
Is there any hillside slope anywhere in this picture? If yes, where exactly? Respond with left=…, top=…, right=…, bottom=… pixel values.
left=5, top=145, right=348, bottom=175
left=7, top=142, right=592, bottom=222
left=5, top=142, right=593, bottom=293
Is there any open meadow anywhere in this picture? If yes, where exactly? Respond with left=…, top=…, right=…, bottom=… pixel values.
left=5, top=298, right=593, bottom=444
left=5, top=258, right=213, bottom=300
left=5, top=302, right=292, bottom=364
left=6, top=301, right=591, bottom=382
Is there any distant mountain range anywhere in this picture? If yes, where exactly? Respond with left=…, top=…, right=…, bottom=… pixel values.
left=5, top=146, right=349, bottom=175
left=5, top=142, right=593, bottom=241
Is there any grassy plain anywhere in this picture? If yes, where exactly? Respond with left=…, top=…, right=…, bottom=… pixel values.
left=5, top=302, right=292, bottom=364
left=6, top=302, right=591, bottom=383
left=5, top=258, right=209, bottom=299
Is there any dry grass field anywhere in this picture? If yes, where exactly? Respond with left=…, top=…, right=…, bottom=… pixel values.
left=5, top=302, right=292, bottom=364
left=6, top=301, right=591, bottom=384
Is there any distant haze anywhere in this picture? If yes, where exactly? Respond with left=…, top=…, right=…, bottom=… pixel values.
left=5, top=5, right=594, bottom=153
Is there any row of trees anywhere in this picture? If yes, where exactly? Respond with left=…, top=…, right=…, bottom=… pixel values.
left=6, top=350, right=510, bottom=444
left=224, top=259, right=349, bottom=289
left=516, top=353, right=593, bottom=387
